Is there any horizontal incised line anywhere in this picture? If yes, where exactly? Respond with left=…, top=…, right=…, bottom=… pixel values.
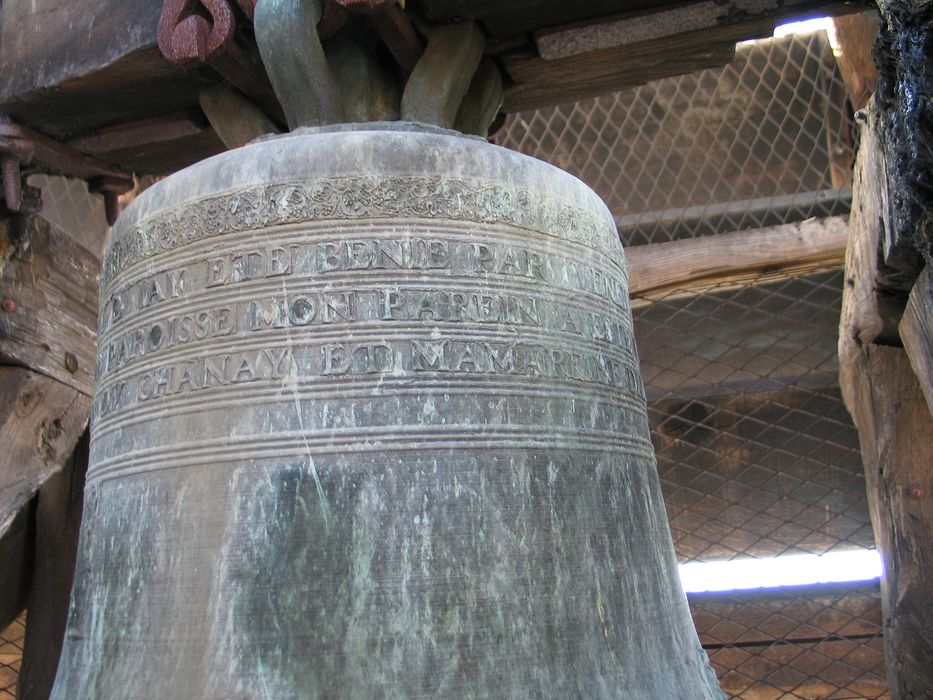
left=92, top=377, right=648, bottom=436
left=87, top=427, right=655, bottom=485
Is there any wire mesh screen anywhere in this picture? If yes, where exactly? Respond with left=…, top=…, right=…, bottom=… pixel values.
left=0, top=615, right=24, bottom=699
left=27, top=174, right=109, bottom=258
left=693, top=583, right=887, bottom=699
left=499, top=31, right=854, bottom=246
left=638, top=270, right=872, bottom=564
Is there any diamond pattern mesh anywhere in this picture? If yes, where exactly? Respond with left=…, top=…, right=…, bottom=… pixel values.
left=637, top=270, right=872, bottom=564
left=27, top=174, right=109, bottom=258
left=0, top=615, right=24, bottom=699
left=693, top=584, right=887, bottom=699
left=499, top=31, right=854, bottom=245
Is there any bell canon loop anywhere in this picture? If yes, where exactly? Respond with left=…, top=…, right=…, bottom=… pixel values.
left=54, top=124, right=722, bottom=698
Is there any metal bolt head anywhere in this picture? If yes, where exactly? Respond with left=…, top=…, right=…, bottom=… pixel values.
left=1, top=298, right=15, bottom=313
left=908, top=484, right=925, bottom=500
left=64, top=351, right=79, bottom=374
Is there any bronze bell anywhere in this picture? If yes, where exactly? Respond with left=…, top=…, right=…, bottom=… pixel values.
left=52, top=123, right=721, bottom=697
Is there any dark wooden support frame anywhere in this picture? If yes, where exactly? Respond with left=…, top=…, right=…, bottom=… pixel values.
left=838, top=3, right=933, bottom=694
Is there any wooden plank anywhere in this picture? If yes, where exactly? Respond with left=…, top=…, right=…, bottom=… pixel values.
left=198, top=84, right=281, bottom=150
left=899, top=265, right=933, bottom=417
left=0, top=0, right=162, bottom=102
left=0, top=504, right=34, bottom=632
left=503, top=39, right=736, bottom=113
left=65, top=110, right=208, bottom=155
left=838, top=105, right=901, bottom=410
left=0, top=214, right=100, bottom=397
left=16, top=432, right=88, bottom=700
left=84, top=128, right=226, bottom=176
left=423, top=0, right=660, bottom=39
left=626, top=216, right=848, bottom=299
left=424, top=0, right=859, bottom=40
left=843, top=345, right=933, bottom=699
left=0, top=367, right=90, bottom=538
left=833, top=10, right=880, bottom=111
left=1, top=47, right=202, bottom=140
left=0, top=0, right=204, bottom=139
left=534, top=0, right=857, bottom=60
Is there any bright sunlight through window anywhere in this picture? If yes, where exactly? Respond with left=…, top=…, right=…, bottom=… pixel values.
left=679, top=549, right=883, bottom=594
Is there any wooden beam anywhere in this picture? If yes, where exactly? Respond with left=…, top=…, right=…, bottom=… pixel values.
left=198, top=84, right=281, bottom=150
left=65, top=110, right=208, bottom=156
left=838, top=106, right=904, bottom=403
left=0, top=214, right=100, bottom=397
left=502, top=36, right=736, bottom=113
left=899, top=265, right=933, bottom=417
left=833, top=10, right=881, bottom=111
left=842, top=345, right=933, bottom=699
left=0, top=368, right=90, bottom=540
left=423, top=0, right=862, bottom=39
left=626, top=216, right=848, bottom=299
left=0, top=367, right=90, bottom=638
left=0, top=0, right=200, bottom=139
left=534, top=0, right=858, bottom=60
left=0, top=504, right=33, bottom=632
left=16, top=432, right=88, bottom=700
left=872, top=0, right=932, bottom=276
left=0, top=0, right=162, bottom=105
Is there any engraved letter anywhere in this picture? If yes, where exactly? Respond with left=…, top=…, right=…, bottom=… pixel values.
left=322, top=344, right=351, bottom=375
left=411, top=339, right=447, bottom=371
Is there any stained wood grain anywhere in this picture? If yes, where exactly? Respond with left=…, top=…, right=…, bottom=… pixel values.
left=502, top=36, right=737, bottom=113
left=0, top=368, right=90, bottom=539
left=0, top=368, right=90, bottom=639
left=626, top=216, right=848, bottom=299
left=0, top=505, right=33, bottom=633
left=424, top=0, right=856, bottom=39
left=0, top=215, right=100, bottom=397
left=833, top=10, right=880, bottom=111
left=843, top=346, right=933, bottom=699
left=534, top=0, right=858, bottom=59
left=899, top=265, right=933, bottom=417
left=838, top=106, right=897, bottom=408
left=16, top=432, right=88, bottom=700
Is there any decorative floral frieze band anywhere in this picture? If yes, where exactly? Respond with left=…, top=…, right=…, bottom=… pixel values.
left=103, top=175, right=623, bottom=289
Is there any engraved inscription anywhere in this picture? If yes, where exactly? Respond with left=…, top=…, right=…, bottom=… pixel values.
left=92, top=337, right=643, bottom=422
left=99, top=237, right=630, bottom=338
left=102, top=176, right=622, bottom=288
left=95, top=287, right=635, bottom=381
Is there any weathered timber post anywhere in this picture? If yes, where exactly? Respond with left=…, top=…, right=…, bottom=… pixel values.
left=0, top=214, right=99, bottom=699
left=52, top=4, right=722, bottom=697
left=839, top=2, right=933, bottom=697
